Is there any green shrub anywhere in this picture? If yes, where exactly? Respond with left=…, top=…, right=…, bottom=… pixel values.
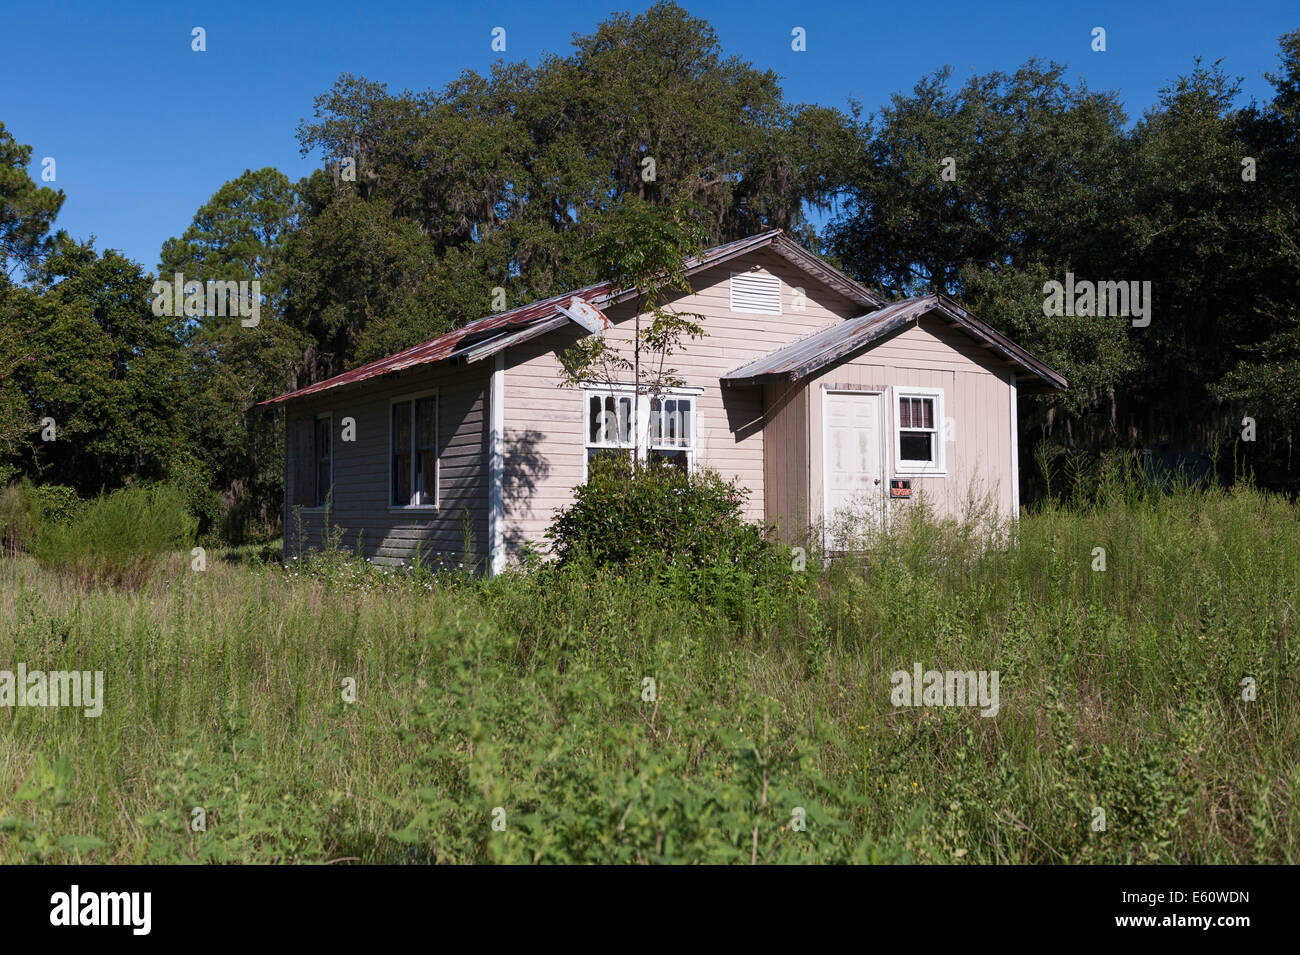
left=548, top=455, right=778, bottom=571
left=546, top=456, right=794, bottom=617
left=33, top=484, right=196, bottom=588
left=166, top=453, right=224, bottom=536
left=0, top=480, right=40, bottom=556
left=26, top=483, right=85, bottom=526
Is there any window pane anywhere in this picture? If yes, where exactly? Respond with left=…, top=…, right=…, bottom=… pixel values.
left=664, top=399, right=679, bottom=445
left=415, top=397, right=436, bottom=450
left=587, top=447, right=631, bottom=467
left=588, top=395, right=602, bottom=443
left=900, top=431, right=933, bottom=462
left=393, top=402, right=411, bottom=452
left=650, top=397, right=692, bottom=449
left=603, top=396, right=618, bottom=443
left=900, top=397, right=934, bottom=431
left=416, top=450, right=436, bottom=505
left=616, top=396, right=631, bottom=444
left=393, top=453, right=411, bottom=504
left=650, top=448, right=687, bottom=471
left=392, top=402, right=411, bottom=504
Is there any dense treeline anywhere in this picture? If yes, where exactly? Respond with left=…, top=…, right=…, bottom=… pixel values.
left=1, top=3, right=1297, bottom=537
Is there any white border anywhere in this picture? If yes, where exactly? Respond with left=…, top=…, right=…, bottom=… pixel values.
left=1009, top=375, right=1020, bottom=522
left=893, top=386, right=947, bottom=476
left=489, top=353, right=505, bottom=575
left=820, top=387, right=887, bottom=550
left=580, top=383, right=703, bottom=482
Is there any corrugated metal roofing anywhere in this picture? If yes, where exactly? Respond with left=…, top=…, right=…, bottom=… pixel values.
left=258, top=228, right=877, bottom=407
left=256, top=282, right=610, bottom=406
left=723, top=294, right=1068, bottom=394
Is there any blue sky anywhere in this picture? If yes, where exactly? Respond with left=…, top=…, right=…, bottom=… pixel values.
left=2, top=0, right=1295, bottom=272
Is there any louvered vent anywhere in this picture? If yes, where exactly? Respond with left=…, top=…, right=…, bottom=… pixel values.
left=730, top=272, right=782, bottom=314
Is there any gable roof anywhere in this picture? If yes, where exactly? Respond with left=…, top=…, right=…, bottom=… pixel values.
left=722, top=294, right=1067, bottom=394
left=258, top=229, right=883, bottom=407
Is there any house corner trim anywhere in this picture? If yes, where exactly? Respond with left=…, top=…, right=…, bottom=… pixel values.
left=489, top=352, right=505, bottom=575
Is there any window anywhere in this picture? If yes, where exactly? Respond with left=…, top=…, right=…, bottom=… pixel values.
left=582, top=386, right=699, bottom=478
left=391, top=393, right=438, bottom=507
left=894, top=388, right=945, bottom=474
left=585, top=390, right=633, bottom=469
left=649, top=395, right=695, bottom=471
left=730, top=272, right=782, bottom=314
left=313, top=415, right=332, bottom=507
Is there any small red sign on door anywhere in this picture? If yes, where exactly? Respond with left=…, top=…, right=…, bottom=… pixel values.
left=889, top=479, right=912, bottom=499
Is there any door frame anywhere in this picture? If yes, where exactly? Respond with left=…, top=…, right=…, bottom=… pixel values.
left=820, top=385, right=888, bottom=552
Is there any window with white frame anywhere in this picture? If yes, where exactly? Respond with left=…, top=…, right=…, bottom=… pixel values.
left=313, top=414, right=333, bottom=507
left=649, top=395, right=695, bottom=470
left=391, top=393, right=438, bottom=507
left=582, top=386, right=699, bottom=477
left=584, top=390, right=634, bottom=468
left=894, top=388, right=945, bottom=474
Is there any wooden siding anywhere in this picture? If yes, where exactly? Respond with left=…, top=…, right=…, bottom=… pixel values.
left=806, top=316, right=1016, bottom=530
left=762, top=381, right=809, bottom=539
left=502, top=246, right=864, bottom=552
left=283, top=361, right=490, bottom=567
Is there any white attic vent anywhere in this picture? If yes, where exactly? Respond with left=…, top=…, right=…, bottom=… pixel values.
left=730, top=272, right=782, bottom=314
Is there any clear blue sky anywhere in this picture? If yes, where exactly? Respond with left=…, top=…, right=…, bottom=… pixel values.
left=2, top=0, right=1294, bottom=272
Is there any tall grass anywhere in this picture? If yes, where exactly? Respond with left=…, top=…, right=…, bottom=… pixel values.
left=0, top=482, right=1296, bottom=863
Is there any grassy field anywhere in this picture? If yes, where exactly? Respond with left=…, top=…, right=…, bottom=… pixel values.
left=0, top=483, right=1297, bottom=863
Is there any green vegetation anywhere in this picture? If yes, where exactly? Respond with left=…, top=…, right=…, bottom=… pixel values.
left=1, top=481, right=1296, bottom=863
left=31, top=484, right=196, bottom=589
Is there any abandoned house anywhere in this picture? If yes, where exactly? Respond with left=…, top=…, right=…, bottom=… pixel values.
left=259, top=229, right=1067, bottom=572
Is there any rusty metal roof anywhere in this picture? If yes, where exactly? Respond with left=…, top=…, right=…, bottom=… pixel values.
left=257, top=229, right=885, bottom=407
left=723, top=294, right=1068, bottom=394
left=256, top=282, right=609, bottom=406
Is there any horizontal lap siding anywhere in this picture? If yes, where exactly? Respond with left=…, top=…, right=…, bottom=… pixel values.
left=808, top=317, right=1015, bottom=528
left=504, top=248, right=863, bottom=553
left=283, top=362, right=490, bottom=567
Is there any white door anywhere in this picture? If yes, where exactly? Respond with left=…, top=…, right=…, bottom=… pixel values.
left=823, top=391, right=882, bottom=550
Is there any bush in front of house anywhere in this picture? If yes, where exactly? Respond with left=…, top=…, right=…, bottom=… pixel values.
left=545, top=455, right=794, bottom=615
left=33, top=484, right=196, bottom=588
